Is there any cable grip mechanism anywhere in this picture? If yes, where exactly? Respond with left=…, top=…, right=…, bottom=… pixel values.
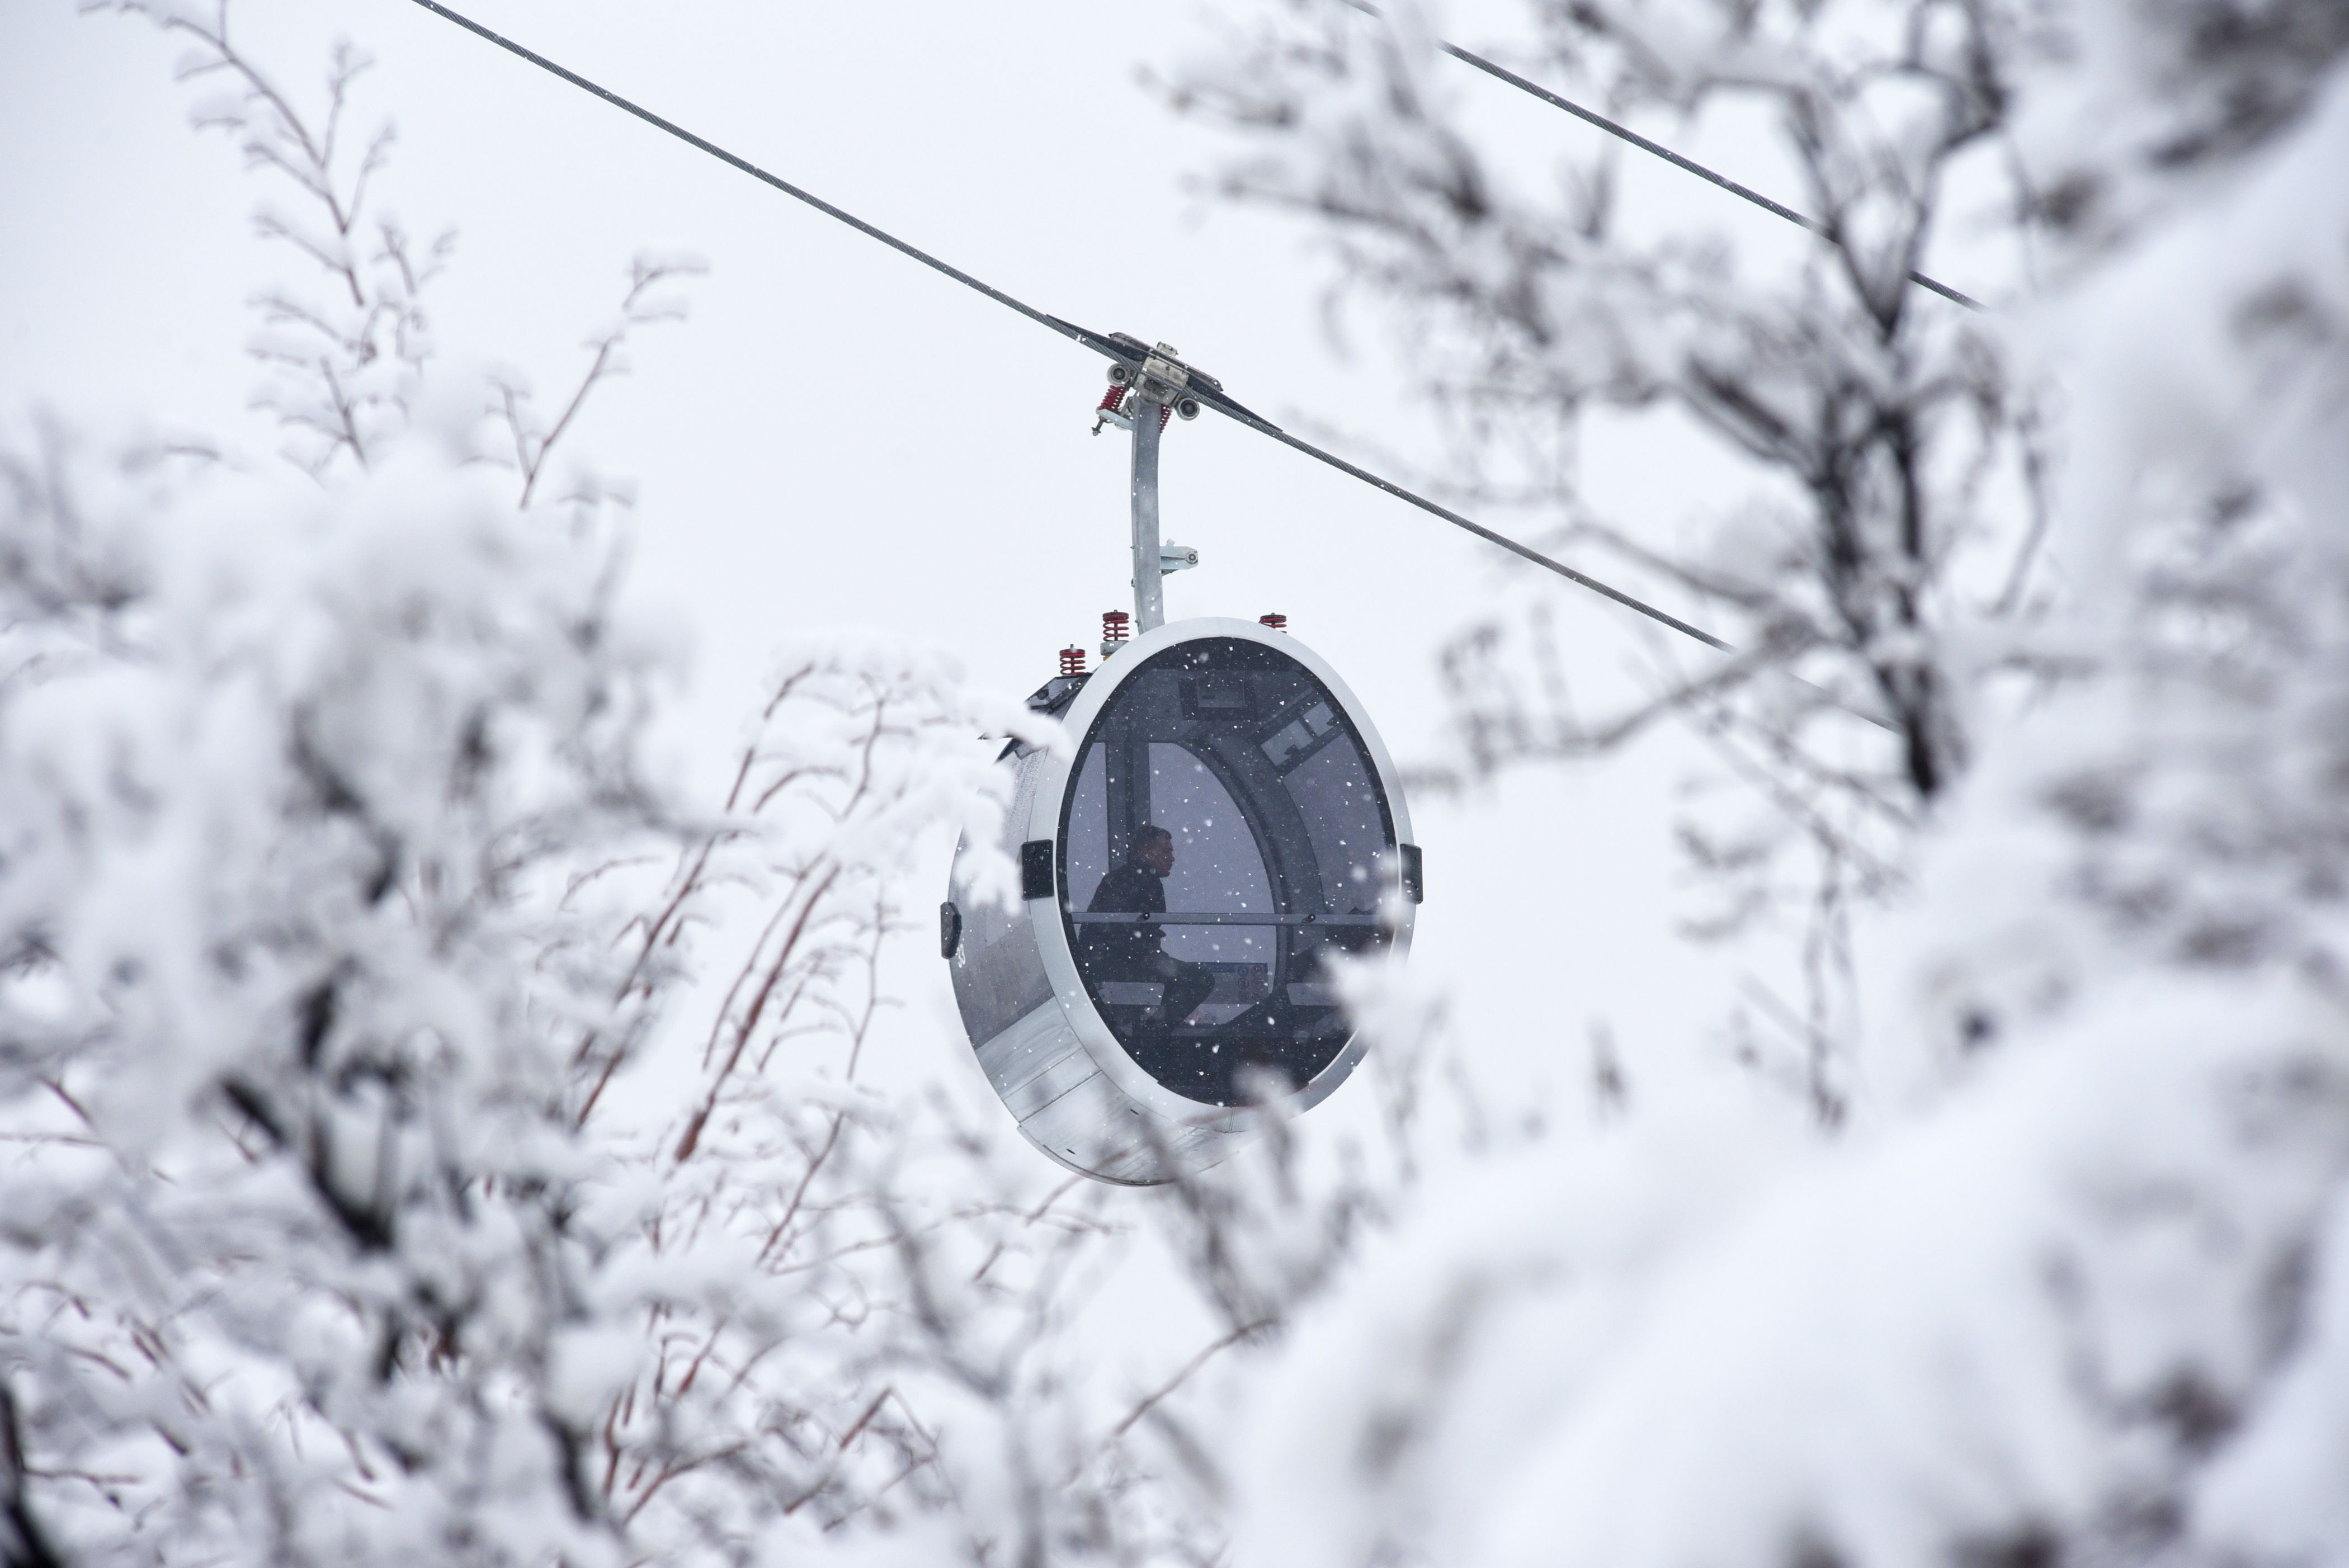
left=1089, top=337, right=1209, bottom=434
left=1135, top=342, right=1201, bottom=413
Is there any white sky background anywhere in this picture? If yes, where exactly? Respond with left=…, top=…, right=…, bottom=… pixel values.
left=0, top=0, right=1908, bottom=1163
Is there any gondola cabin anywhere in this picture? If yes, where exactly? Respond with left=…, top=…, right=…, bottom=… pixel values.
left=944, top=617, right=1422, bottom=1184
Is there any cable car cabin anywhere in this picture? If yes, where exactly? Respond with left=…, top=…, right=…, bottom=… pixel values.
left=944, top=617, right=1422, bottom=1185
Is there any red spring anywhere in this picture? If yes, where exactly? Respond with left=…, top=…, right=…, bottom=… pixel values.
left=1260, top=613, right=1288, bottom=633
left=1059, top=646, right=1087, bottom=677
left=1102, top=610, right=1131, bottom=645
left=1095, top=385, right=1128, bottom=416
left=1157, top=402, right=1173, bottom=432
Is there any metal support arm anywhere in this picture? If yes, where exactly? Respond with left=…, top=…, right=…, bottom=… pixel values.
left=1129, top=391, right=1164, bottom=633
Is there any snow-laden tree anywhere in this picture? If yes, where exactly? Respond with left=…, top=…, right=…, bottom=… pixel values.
left=0, top=7, right=729, bottom=1561
left=0, top=8, right=1034, bottom=1564
left=1172, top=0, right=2056, bottom=1103
left=1154, top=2, right=2349, bottom=1566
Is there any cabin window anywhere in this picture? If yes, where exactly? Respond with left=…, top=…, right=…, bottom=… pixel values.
left=1059, top=637, right=1398, bottom=1104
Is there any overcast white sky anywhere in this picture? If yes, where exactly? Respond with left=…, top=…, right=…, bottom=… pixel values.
left=0, top=0, right=1883, bottom=1132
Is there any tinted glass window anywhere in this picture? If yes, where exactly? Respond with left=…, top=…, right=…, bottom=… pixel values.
left=1058, top=637, right=1398, bottom=1104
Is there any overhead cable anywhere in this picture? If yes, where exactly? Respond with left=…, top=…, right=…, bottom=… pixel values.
left=398, top=0, right=1729, bottom=653
left=1336, top=0, right=1983, bottom=311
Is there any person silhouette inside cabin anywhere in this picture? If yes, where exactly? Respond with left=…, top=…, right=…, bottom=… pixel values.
left=1085, top=824, right=1216, bottom=1034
